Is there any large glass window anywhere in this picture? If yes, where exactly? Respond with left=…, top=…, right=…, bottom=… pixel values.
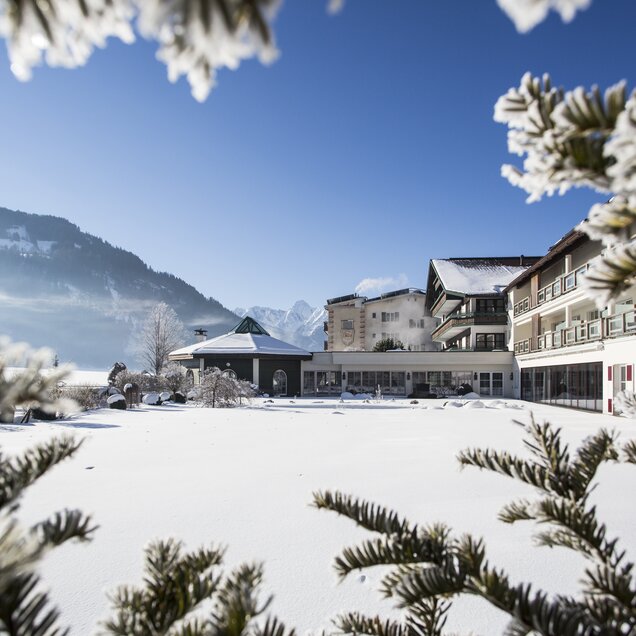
left=520, top=363, right=602, bottom=411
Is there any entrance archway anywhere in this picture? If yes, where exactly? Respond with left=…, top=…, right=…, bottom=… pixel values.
left=272, top=369, right=287, bottom=396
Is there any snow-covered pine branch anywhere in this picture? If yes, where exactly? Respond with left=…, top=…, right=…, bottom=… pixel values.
left=0, top=0, right=280, bottom=101
left=496, top=0, right=592, bottom=33
left=496, top=73, right=636, bottom=306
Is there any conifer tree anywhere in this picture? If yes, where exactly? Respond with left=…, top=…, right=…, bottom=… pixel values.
left=103, top=540, right=294, bottom=636
left=314, top=416, right=636, bottom=635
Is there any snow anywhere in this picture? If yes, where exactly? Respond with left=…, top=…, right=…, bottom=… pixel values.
left=432, top=259, right=530, bottom=295
left=37, top=240, right=56, bottom=253
left=2, top=399, right=635, bottom=635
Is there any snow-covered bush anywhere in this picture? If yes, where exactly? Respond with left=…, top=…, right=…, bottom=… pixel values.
left=162, top=361, right=191, bottom=394
left=142, top=392, right=161, bottom=405
left=114, top=369, right=158, bottom=393
left=55, top=384, right=103, bottom=411
left=107, top=393, right=126, bottom=409
left=199, top=367, right=252, bottom=408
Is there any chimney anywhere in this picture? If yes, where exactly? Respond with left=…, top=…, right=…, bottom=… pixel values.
left=519, top=254, right=525, bottom=266
left=194, top=328, right=208, bottom=342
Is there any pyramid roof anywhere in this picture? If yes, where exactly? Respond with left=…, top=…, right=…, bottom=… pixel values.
left=169, top=316, right=312, bottom=359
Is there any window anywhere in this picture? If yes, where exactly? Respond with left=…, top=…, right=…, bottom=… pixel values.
left=409, top=318, right=426, bottom=328
left=381, top=311, right=399, bottom=322
left=372, top=312, right=376, bottom=318
left=476, top=298, right=505, bottom=313
left=341, top=319, right=354, bottom=330
left=475, top=333, right=505, bottom=350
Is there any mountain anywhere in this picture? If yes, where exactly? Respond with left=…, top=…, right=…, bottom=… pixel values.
left=0, top=206, right=239, bottom=368
left=234, top=300, right=326, bottom=352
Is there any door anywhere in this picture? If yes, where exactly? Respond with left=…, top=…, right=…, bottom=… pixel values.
left=272, top=369, right=287, bottom=396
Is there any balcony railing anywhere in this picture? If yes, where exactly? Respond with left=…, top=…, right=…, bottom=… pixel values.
left=432, top=311, right=508, bottom=340
left=513, top=264, right=589, bottom=316
left=513, top=311, right=635, bottom=354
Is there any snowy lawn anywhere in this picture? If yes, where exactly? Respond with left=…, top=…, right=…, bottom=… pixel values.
left=2, top=398, right=636, bottom=634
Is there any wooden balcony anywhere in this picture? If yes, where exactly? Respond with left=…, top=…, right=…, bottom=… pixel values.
left=432, top=312, right=507, bottom=342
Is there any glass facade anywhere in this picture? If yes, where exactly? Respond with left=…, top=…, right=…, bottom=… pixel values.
left=412, top=370, right=473, bottom=396
left=303, top=371, right=342, bottom=395
left=521, top=362, right=602, bottom=411
left=345, top=371, right=405, bottom=395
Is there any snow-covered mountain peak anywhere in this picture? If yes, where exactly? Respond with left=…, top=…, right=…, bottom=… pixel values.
left=234, top=301, right=326, bottom=351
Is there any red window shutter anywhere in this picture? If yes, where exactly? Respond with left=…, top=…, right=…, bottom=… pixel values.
left=608, top=398, right=613, bottom=413
left=628, top=365, right=633, bottom=382
left=608, top=366, right=612, bottom=381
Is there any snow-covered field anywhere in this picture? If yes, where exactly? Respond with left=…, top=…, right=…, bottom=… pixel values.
left=2, top=398, right=636, bottom=634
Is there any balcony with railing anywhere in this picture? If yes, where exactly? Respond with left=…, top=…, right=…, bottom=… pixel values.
left=513, top=310, right=635, bottom=354
left=513, top=264, right=589, bottom=317
left=432, top=311, right=507, bottom=342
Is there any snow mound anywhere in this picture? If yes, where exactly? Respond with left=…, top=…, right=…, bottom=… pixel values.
left=340, top=392, right=354, bottom=399
left=159, top=391, right=171, bottom=402
left=331, top=411, right=345, bottom=415
left=143, top=392, right=161, bottom=405
left=464, top=400, right=485, bottom=409
left=463, top=392, right=481, bottom=399
left=107, top=394, right=125, bottom=404
left=445, top=401, right=464, bottom=408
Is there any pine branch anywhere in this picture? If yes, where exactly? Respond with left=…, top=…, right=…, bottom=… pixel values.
left=583, top=562, right=636, bottom=627
left=0, top=436, right=83, bottom=512
left=457, top=447, right=557, bottom=494
left=0, top=570, right=66, bottom=636
left=32, top=509, right=96, bottom=547
left=312, top=490, right=413, bottom=536
left=498, top=499, right=534, bottom=524
left=623, top=440, right=636, bottom=464
left=253, top=616, right=296, bottom=636
left=334, top=612, right=409, bottom=636
left=210, top=562, right=270, bottom=635
left=569, top=430, right=618, bottom=497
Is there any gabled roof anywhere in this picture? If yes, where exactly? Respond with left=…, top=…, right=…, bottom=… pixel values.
left=430, top=257, right=538, bottom=296
left=169, top=316, right=312, bottom=359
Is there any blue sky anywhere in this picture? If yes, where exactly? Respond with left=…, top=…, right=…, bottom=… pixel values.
left=0, top=0, right=633, bottom=311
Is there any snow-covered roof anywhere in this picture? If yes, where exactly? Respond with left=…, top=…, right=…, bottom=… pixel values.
left=431, top=258, right=532, bottom=296
left=169, top=316, right=312, bottom=358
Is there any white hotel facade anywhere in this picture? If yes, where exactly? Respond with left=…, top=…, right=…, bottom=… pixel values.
left=507, top=229, right=636, bottom=415
left=175, top=226, right=635, bottom=413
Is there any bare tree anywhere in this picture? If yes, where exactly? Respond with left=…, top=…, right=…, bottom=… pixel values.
left=135, top=302, right=187, bottom=376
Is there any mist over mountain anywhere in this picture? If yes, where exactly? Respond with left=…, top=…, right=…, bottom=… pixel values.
left=0, top=206, right=239, bottom=368
left=234, top=300, right=326, bottom=352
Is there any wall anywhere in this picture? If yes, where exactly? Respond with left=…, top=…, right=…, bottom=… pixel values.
left=259, top=358, right=303, bottom=397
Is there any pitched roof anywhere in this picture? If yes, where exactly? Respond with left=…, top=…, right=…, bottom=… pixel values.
left=431, top=258, right=537, bottom=296
left=169, top=316, right=311, bottom=359
left=504, top=229, right=589, bottom=291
